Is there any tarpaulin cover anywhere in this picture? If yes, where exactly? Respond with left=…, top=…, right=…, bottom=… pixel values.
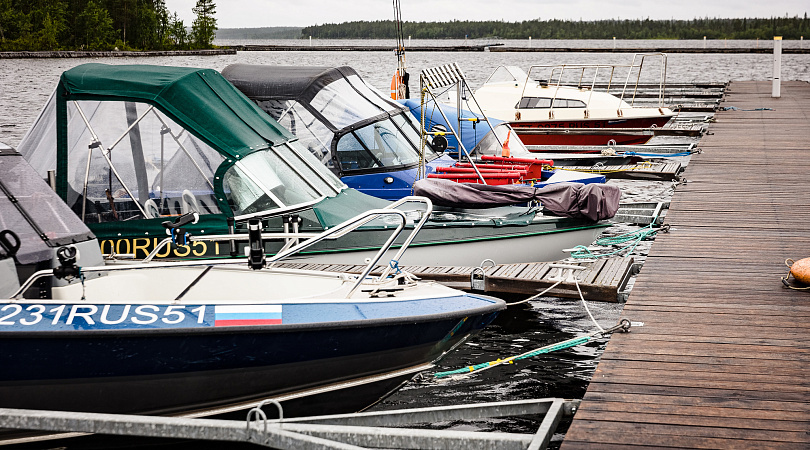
left=58, top=63, right=294, bottom=159
left=399, top=98, right=533, bottom=158
left=413, top=178, right=620, bottom=221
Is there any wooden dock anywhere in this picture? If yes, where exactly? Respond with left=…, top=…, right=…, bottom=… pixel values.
left=562, top=81, right=810, bottom=448
left=276, top=257, right=636, bottom=302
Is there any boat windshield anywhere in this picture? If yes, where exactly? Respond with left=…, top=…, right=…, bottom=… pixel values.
left=472, top=124, right=532, bottom=158
left=222, top=141, right=344, bottom=217
left=483, top=66, right=527, bottom=85
left=335, top=114, right=426, bottom=172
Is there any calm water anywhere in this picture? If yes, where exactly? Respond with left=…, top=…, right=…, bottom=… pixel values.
left=0, top=40, right=798, bottom=446
left=2, top=39, right=809, bottom=145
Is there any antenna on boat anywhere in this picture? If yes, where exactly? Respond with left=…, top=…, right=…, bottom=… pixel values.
left=391, top=0, right=408, bottom=100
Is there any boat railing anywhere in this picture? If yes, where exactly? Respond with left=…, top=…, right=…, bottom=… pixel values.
left=10, top=197, right=433, bottom=300
left=522, top=53, right=668, bottom=115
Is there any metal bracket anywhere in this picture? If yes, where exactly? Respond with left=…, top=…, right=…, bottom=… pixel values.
left=470, top=259, right=496, bottom=291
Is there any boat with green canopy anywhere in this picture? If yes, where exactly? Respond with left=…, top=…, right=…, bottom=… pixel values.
left=18, top=63, right=616, bottom=266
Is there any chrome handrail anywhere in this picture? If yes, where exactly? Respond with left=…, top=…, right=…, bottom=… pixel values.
left=10, top=201, right=431, bottom=300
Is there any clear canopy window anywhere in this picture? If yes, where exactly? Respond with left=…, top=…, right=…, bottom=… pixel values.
left=21, top=97, right=225, bottom=223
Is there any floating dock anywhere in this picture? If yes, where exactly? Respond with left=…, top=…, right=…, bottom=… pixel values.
left=277, top=257, right=637, bottom=303
left=562, top=81, right=810, bottom=448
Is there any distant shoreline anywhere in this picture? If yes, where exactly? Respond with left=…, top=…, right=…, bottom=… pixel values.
left=0, top=49, right=235, bottom=59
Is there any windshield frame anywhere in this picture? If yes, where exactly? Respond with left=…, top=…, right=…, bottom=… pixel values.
left=331, top=111, right=440, bottom=175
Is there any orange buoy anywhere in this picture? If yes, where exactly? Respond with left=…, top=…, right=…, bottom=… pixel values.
left=390, top=72, right=400, bottom=100
left=789, top=257, right=810, bottom=285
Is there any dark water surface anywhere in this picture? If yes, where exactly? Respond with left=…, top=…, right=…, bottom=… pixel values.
left=0, top=40, right=800, bottom=447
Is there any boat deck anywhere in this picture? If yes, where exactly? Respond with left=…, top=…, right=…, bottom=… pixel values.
left=562, top=80, right=810, bottom=448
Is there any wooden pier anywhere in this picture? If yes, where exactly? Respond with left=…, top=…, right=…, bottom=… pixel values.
left=562, top=81, right=810, bottom=448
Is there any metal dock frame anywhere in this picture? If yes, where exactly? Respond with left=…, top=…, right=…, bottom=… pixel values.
left=0, top=398, right=578, bottom=449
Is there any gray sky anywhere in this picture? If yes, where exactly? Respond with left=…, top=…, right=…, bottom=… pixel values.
left=165, top=0, right=809, bottom=29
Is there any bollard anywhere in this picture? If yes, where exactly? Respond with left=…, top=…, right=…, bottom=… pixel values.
left=772, top=36, right=782, bottom=98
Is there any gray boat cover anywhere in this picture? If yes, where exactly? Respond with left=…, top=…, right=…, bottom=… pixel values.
left=413, top=179, right=621, bottom=221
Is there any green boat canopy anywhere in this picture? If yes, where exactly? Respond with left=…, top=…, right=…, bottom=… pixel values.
left=58, top=63, right=294, bottom=160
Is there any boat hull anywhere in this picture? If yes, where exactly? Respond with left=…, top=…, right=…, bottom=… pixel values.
left=294, top=221, right=607, bottom=266
left=0, top=301, right=501, bottom=416
left=512, top=116, right=672, bottom=146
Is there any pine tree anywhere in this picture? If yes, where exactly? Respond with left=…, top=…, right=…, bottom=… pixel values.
left=190, top=0, right=215, bottom=49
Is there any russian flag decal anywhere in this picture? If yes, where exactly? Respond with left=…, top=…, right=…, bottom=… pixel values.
left=214, top=305, right=282, bottom=327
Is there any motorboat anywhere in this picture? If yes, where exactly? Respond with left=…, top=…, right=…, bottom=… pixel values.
left=399, top=98, right=643, bottom=168
left=0, top=143, right=505, bottom=443
left=221, top=64, right=455, bottom=201
left=17, top=63, right=617, bottom=266
left=473, top=54, right=676, bottom=146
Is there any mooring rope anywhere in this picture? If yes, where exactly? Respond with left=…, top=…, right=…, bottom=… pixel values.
left=571, top=222, right=664, bottom=259
left=434, top=319, right=630, bottom=378
left=436, top=263, right=634, bottom=379
left=721, top=106, right=774, bottom=111
left=781, top=258, right=810, bottom=290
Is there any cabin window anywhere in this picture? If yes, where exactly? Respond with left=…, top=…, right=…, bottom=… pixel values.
left=517, top=97, right=586, bottom=109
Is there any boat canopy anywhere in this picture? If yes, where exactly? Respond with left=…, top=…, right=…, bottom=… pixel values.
left=399, top=99, right=533, bottom=159
left=222, top=64, right=441, bottom=177
left=18, top=63, right=346, bottom=225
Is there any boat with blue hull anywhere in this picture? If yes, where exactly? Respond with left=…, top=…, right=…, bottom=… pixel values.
left=17, top=64, right=617, bottom=266
left=0, top=144, right=503, bottom=443
left=221, top=64, right=455, bottom=201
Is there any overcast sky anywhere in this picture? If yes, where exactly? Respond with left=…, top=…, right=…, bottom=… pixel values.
left=164, top=0, right=809, bottom=29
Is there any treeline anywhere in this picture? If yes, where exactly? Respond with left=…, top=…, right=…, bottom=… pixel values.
left=216, top=27, right=302, bottom=40
left=0, top=0, right=217, bottom=51
left=301, top=16, right=810, bottom=40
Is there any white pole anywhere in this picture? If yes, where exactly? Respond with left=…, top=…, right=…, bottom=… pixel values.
left=309, top=36, right=312, bottom=47
left=772, top=36, right=782, bottom=98
left=613, top=36, right=616, bottom=49
left=408, top=35, right=411, bottom=46
left=801, top=36, right=804, bottom=49
left=529, top=36, right=532, bottom=47
left=703, top=36, right=706, bottom=49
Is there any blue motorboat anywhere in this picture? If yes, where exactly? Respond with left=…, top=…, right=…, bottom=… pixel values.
left=0, top=142, right=504, bottom=442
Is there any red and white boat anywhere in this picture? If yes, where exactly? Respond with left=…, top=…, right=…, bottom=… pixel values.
left=474, top=55, right=676, bottom=146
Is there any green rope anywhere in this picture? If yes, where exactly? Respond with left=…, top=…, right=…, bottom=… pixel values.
left=571, top=222, right=659, bottom=259
left=434, top=336, right=592, bottom=378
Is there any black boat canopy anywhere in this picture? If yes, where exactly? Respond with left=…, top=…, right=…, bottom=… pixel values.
left=222, top=64, right=440, bottom=177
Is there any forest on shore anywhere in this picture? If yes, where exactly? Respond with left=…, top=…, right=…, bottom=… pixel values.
left=301, top=16, right=809, bottom=40
left=0, top=0, right=217, bottom=51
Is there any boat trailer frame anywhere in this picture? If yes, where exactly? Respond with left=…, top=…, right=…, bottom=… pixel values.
left=0, top=398, right=577, bottom=449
